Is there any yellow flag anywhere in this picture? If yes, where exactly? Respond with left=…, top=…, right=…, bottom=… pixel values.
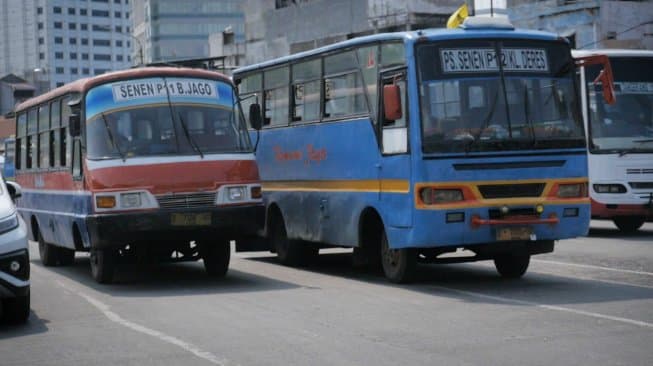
left=447, top=3, right=469, bottom=29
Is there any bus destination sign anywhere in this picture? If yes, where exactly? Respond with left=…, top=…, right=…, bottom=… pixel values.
left=112, top=79, right=219, bottom=102
left=441, top=48, right=549, bottom=74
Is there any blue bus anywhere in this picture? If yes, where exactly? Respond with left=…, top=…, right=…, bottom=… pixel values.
left=3, top=137, right=16, bottom=180
left=234, top=17, right=613, bottom=283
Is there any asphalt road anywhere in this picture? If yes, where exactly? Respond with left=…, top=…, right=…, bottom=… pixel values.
left=1, top=220, right=652, bottom=366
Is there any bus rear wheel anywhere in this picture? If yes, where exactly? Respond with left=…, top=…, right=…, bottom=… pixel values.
left=90, top=248, right=116, bottom=284
left=271, top=216, right=316, bottom=266
left=613, top=216, right=646, bottom=233
left=494, top=253, right=530, bottom=278
left=37, top=228, right=58, bottom=267
left=380, top=231, right=416, bottom=283
left=200, top=239, right=230, bottom=277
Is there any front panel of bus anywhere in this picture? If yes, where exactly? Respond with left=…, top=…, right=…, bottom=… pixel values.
left=582, top=56, right=653, bottom=219
left=402, top=37, right=590, bottom=248
left=82, top=76, right=263, bottom=247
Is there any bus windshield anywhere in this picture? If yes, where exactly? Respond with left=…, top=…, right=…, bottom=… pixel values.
left=586, top=58, right=653, bottom=154
left=417, top=40, right=583, bottom=154
left=85, top=77, right=252, bottom=160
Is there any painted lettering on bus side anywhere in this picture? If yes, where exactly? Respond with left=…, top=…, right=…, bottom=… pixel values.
left=274, top=146, right=302, bottom=162
left=305, top=144, right=327, bottom=165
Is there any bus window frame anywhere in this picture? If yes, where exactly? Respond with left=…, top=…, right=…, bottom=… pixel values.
left=378, top=67, right=410, bottom=155
left=290, top=57, right=322, bottom=125
left=262, top=66, right=290, bottom=128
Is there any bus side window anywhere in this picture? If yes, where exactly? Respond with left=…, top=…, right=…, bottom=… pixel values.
left=72, top=140, right=82, bottom=179
left=263, top=67, right=289, bottom=127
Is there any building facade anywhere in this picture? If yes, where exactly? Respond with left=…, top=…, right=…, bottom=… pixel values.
left=131, top=0, right=245, bottom=64
left=0, top=0, right=133, bottom=92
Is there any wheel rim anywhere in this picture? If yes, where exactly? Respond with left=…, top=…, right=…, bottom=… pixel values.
left=381, top=236, right=400, bottom=270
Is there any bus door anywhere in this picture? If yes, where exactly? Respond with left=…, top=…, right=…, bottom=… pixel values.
left=379, top=69, right=412, bottom=228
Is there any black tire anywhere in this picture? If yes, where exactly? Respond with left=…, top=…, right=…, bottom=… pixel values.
left=57, top=247, right=75, bottom=266
left=380, top=230, right=416, bottom=283
left=494, top=253, right=530, bottom=278
left=200, top=240, right=230, bottom=277
left=90, top=248, right=116, bottom=284
left=2, top=289, right=30, bottom=324
left=37, top=228, right=58, bottom=267
left=613, top=216, right=646, bottom=233
left=271, top=216, right=317, bottom=267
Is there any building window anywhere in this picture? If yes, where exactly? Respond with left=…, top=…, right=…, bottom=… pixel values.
left=83, top=68, right=89, bottom=74
left=114, top=0, right=121, bottom=3
left=37, top=7, right=43, bottom=14
left=54, top=21, right=62, bottom=29
left=125, top=12, right=129, bottom=19
left=68, top=8, right=75, bottom=15
left=116, top=40, right=123, bottom=47
left=81, top=23, right=88, bottom=30
left=117, top=55, right=124, bottom=61
left=55, top=37, right=63, bottom=44
left=81, top=38, right=88, bottom=45
left=38, top=22, right=43, bottom=29
left=70, top=38, right=77, bottom=45
left=80, top=9, right=87, bottom=16
left=115, top=11, right=121, bottom=18
left=38, top=37, right=44, bottom=45
left=92, top=25, right=110, bottom=32
left=69, top=23, right=77, bottom=30
left=94, top=69, right=109, bottom=74
left=53, top=6, right=62, bottom=14
left=56, top=82, right=64, bottom=87
left=93, top=54, right=111, bottom=61
left=39, top=53, right=45, bottom=60
left=91, top=10, right=109, bottom=17
left=55, top=52, right=64, bottom=59
left=71, top=68, right=78, bottom=75
left=93, top=39, right=111, bottom=46
left=55, top=67, right=64, bottom=74
left=82, top=53, right=89, bottom=60
left=115, top=25, right=122, bottom=32
left=70, top=52, right=78, bottom=59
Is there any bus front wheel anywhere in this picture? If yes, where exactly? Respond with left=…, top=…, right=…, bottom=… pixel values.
left=90, top=248, right=116, bottom=284
left=494, top=253, right=530, bottom=278
left=613, top=216, right=646, bottom=233
left=380, top=231, right=416, bottom=283
left=200, top=239, right=230, bottom=277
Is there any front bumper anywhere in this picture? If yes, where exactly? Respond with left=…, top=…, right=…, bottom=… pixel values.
left=591, top=198, right=653, bottom=219
left=86, top=204, right=265, bottom=249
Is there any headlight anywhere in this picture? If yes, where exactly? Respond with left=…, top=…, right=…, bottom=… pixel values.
left=0, top=213, right=19, bottom=235
left=557, top=183, right=587, bottom=198
left=420, top=188, right=464, bottom=205
left=593, top=184, right=626, bottom=194
left=94, top=191, right=158, bottom=212
left=216, top=184, right=263, bottom=205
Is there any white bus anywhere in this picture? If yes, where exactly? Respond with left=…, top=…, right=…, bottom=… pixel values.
left=574, top=49, right=653, bottom=232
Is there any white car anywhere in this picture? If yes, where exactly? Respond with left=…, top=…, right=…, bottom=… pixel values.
left=0, top=178, right=29, bottom=324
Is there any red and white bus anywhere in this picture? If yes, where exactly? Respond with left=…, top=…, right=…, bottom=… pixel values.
left=14, top=67, right=264, bottom=283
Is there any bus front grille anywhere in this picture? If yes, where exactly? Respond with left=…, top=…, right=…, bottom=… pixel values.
left=629, top=182, right=653, bottom=190
left=156, top=192, right=217, bottom=209
left=478, top=183, right=545, bottom=199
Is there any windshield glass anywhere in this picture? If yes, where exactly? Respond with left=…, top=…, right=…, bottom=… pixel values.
left=586, top=57, right=653, bottom=154
left=417, top=39, right=583, bottom=154
left=85, top=77, right=251, bottom=159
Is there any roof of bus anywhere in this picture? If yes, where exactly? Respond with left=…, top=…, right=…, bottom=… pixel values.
left=15, top=67, right=231, bottom=112
left=572, top=49, right=653, bottom=58
left=233, top=24, right=562, bottom=76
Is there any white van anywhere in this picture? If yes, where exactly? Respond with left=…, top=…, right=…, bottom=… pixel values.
left=0, top=177, right=29, bottom=324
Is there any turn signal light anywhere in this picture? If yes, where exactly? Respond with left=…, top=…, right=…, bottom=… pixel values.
left=96, top=196, right=116, bottom=208
left=250, top=186, right=262, bottom=199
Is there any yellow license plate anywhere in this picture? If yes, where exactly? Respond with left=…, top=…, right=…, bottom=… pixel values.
left=496, top=227, right=533, bottom=241
left=171, top=213, right=211, bottom=226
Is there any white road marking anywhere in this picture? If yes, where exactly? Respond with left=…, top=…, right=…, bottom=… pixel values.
left=431, top=285, right=653, bottom=329
left=533, top=259, right=653, bottom=277
left=31, top=264, right=231, bottom=366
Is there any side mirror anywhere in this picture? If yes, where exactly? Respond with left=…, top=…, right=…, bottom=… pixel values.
left=6, top=181, right=22, bottom=201
left=69, top=113, right=81, bottom=137
left=575, top=54, right=616, bottom=105
left=383, top=84, right=402, bottom=122
left=249, top=103, right=262, bottom=130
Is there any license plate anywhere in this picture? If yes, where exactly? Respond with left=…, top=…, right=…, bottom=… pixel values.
left=171, top=213, right=211, bottom=226
left=496, top=227, right=533, bottom=241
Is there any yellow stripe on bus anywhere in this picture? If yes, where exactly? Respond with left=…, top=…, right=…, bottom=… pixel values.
left=262, top=179, right=410, bottom=193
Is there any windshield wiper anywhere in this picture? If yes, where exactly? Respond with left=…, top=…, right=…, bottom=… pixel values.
left=633, top=139, right=653, bottom=144
left=100, top=112, right=126, bottom=162
left=178, top=113, right=204, bottom=159
left=523, top=82, right=537, bottom=148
